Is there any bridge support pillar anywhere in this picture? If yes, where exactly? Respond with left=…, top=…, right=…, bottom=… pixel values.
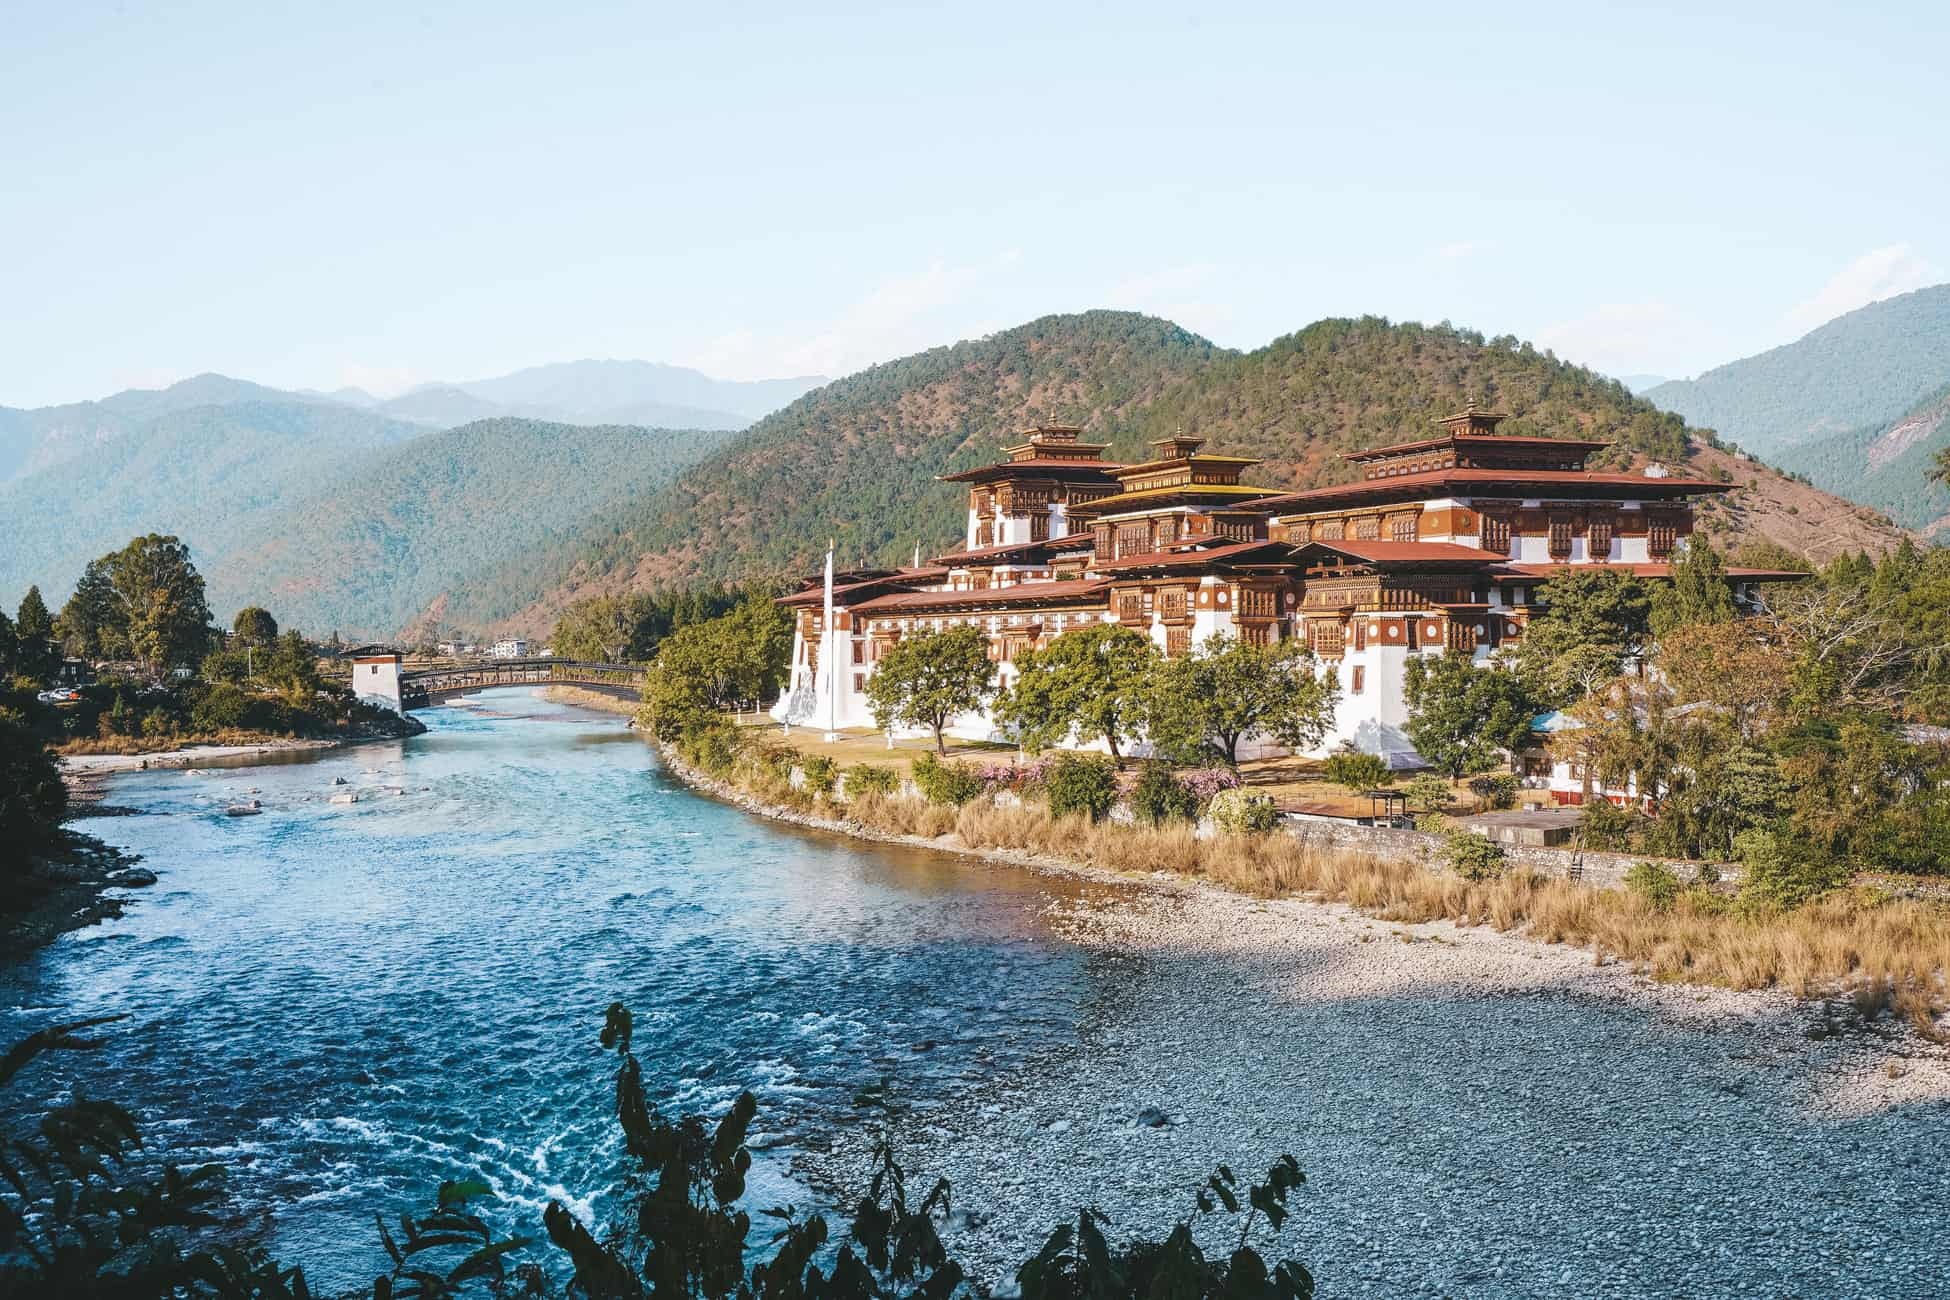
left=351, top=649, right=404, bottom=714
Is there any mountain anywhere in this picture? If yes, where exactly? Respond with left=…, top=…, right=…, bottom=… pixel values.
left=376, top=384, right=507, bottom=427
left=1643, top=284, right=1950, bottom=456
left=455, top=360, right=825, bottom=425
left=0, top=401, right=425, bottom=610
left=504, top=312, right=1908, bottom=633
left=1617, top=374, right=1669, bottom=394
left=1770, top=383, right=1950, bottom=535
left=210, top=418, right=741, bottom=638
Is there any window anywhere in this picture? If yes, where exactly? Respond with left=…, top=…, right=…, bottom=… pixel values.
left=851, top=641, right=864, bottom=664
left=852, top=674, right=865, bottom=692
left=1481, top=513, right=1511, bottom=556
left=1587, top=515, right=1613, bottom=561
left=1390, top=514, right=1419, bottom=542
left=1352, top=619, right=1367, bottom=650
left=1354, top=515, right=1380, bottom=540
left=1117, top=592, right=1146, bottom=623
left=1166, top=626, right=1191, bottom=657
left=1241, top=623, right=1274, bottom=646
left=1548, top=516, right=1573, bottom=561
left=1351, top=666, right=1365, bottom=695
left=1648, top=515, right=1677, bottom=557
left=1239, top=587, right=1276, bottom=619
left=1317, top=519, right=1345, bottom=541
left=1158, top=587, right=1188, bottom=622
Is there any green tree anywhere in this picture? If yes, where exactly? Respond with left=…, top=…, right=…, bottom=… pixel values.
left=231, top=605, right=279, bottom=646
left=1649, top=540, right=1737, bottom=636
left=1401, top=653, right=1533, bottom=778
left=864, top=626, right=996, bottom=754
left=14, top=586, right=52, bottom=640
left=104, top=534, right=213, bottom=673
left=0, top=710, right=68, bottom=861
left=264, top=631, right=321, bottom=696
left=0, top=612, right=15, bottom=680
left=1515, top=567, right=1652, bottom=705
left=995, top=624, right=1157, bottom=767
left=552, top=593, right=653, bottom=663
left=1142, top=634, right=1337, bottom=768
left=1321, top=749, right=1389, bottom=793
left=640, top=599, right=796, bottom=739
left=56, top=558, right=123, bottom=660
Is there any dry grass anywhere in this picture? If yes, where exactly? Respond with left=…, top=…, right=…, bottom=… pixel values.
left=701, top=734, right=1950, bottom=1034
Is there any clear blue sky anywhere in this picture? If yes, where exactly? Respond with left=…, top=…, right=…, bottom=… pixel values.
left=4, top=0, right=1944, bottom=407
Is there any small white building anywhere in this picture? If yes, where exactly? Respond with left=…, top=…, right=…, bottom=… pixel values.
left=490, top=639, right=529, bottom=659
left=348, top=647, right=404, bottom=714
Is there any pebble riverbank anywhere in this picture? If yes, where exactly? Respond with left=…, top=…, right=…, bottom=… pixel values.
left=651, top=746, right=1950, bottom=1297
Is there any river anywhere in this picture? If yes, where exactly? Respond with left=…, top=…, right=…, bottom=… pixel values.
left=3, top=690, right=1116, bottom=1290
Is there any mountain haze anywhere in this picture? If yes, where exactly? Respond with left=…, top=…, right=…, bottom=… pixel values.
left=1771, top=383, right=1950, bottom=535
left=1644, top=284, right=1950, bottom=456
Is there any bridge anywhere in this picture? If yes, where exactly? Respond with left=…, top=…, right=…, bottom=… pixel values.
left=399, top=658, right=646, bottom=710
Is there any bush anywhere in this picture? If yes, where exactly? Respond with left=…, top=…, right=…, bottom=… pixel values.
left=1624, top=860, right=1681, bottom=912
left=800, top=753, right=839, bottom=797
left=190, top=682, right=251, bottom=732
left=675, top=718, right=741, bottom=776
left=843, top=763, right=898, bottom=797
left=1132, top=764, right=1200, bottom=825
left=911, top=751, right=983, bottom=806
left=1208, top=787, right=1280, bottom=834
left=0, top=711, right=66, bottom=854
left=1579, top=799, right=1642, bottom=851
left=1442, top=829, right=1505, bottom=881
left=1466, top=772, right=1519, bottom=811
left=1402, top=772, right=1453, bottom=812
left=1322, top=749, right=1390, bottom=793
left=1178, top=767, right=1242, bottom=807
left=1042, top=752, right=1119, bottom=822
left=1735, top=828, right=1850, bottom=910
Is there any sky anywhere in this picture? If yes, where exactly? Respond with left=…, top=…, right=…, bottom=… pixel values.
left=3, top=0, right=1945, bottom=407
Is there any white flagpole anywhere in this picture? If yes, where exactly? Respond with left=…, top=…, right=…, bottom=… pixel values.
left=822, top=539, right=839, bottom=741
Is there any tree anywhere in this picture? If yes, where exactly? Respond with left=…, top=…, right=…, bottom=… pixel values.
left=1931, top=443, right=1950, bottom=487
left=14, top=586, right=52, bottom=640
left=1401, top=653, right=1534, bottom=778
left=1142, top=634, right=1337, bottom=768
left=1655, top=620, right=1794, bottom=739
left=231, top=605, right=279, bottom=646
left=1649, top=540, right=1736, bottom=636
left=264, top=630, right=321, bottom=696
left=0, top=711, right=68, bottom=862
left=864, top=626, right=996, bottom=754
left=56, top=558, right=123, bottom=660
left=995, top=624, right=1157, bottom=767
left=104, top=535, right=213, bottom=673
left=553, top=593, right=653, bottom=663
left=0, top=612, right=15, bottom=680
left=1515, top=567, right=1652, bottom=706
left=640, top=598, right=797, bottom=739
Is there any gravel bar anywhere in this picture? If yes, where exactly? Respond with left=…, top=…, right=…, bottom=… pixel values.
left=796, top=880, right=1950, bottom=1299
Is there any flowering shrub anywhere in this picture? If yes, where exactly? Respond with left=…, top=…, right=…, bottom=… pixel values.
left=1178, top=768, right=1242, bottom=805
left=976, top=756, right=1054, bottom=794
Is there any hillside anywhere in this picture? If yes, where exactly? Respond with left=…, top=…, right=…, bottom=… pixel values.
left=0, top=401, right=424, bottom=608
left=507, top=313, right=1907, bottom=633
left=1770, top=383, right=1950, bottom=535
left=1644, top=284, right=1950, bottom=456
left=210, top=418, right=739, bottom=637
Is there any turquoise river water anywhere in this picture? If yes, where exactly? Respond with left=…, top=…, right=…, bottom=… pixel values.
left=2, top=690, right=1112, bottom=1290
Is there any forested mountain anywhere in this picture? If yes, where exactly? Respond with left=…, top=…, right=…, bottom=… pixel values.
left=508, top=312, right=1908, bottom=633
left=1643, top=284, right=1950, bottom=456
left=455, top=360, right=825, bottom=424
left=0, top=400, right=424, bottom=608
left=1771, top=383, right=1950, bottom=535
left=210, top=418, right=739, bottom=637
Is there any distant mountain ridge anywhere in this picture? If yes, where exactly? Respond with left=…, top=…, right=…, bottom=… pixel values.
left=500, top=310, right=1909, bottom=635
left=1771, top=383, right=1950, bottom=535
left=1644, top=284, right=1950, bottom=456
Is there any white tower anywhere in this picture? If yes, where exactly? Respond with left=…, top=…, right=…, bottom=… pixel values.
left=351, top=649, right=404, bottom=714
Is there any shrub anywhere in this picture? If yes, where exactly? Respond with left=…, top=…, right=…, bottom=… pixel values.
left=1208, top=787, right=1280, bottom=834
left=190, top=682, right=251, bottom=732
left=911, top=751, right=983, bottom=806
left=1579, top=799, right=1641, bottom=851
left=1402, top=772, right=1453, bottom=812
left=1178, top=767, right=1242, bottom=807
left=976, top=756, right=1053, bottom=794
left=1322, top=749, right=1390, bottom=793
left=140, top=708, right=172, bottom=739
left=675, top=718, right=741, bottom=776
left=1414, top=812, right=1451, bottom=835
left=800, top=753, right=839, bottom=797
left=1132, top=764, right=1199, bottom=825
left=1467, top=772, right=1520, bottom=811
left=1044, top=752, right=1119, bottom=822
left=843, top=763, right=898, bottom=797
left=1442, top=829, right=1506, bottom=881
left=1735, top=828, right=1850, bottom=910
left=1624, top=860, right=1681, bottom=912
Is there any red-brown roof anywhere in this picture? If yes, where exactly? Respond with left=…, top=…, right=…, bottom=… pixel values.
left=851, top=579, right=1110, bottom=615
left=1343, top=432, right=1611, bottom=462
left=929, top=535, right=1090, bottom=566
left=1259, top=468, right=1734, bottom=512
left=1092, top=540, right=1285, bottom=572
left=1292, top=540, right=1506, bottom=566
left=1494, top=564, right=1809, bottom=582
left=938, top=459, right=1127, bottom=483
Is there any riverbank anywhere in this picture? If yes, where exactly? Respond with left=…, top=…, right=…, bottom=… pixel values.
left=2, top=832, right=153, bottom=958
left=650, top=740, right=1950, bottom=1295
left=539, top=684, right=640, bottom=716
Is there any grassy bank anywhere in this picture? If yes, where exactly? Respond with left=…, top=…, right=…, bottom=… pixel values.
left=665, top=717, right=1950, bottom=1038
